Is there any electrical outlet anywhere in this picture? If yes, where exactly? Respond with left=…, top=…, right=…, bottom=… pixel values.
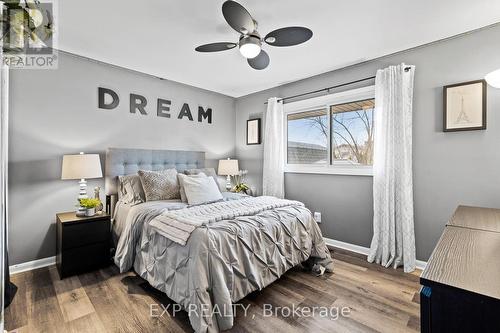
left=314, top=212, right=322, bottom=223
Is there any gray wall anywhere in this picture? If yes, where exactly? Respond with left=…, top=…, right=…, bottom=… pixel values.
left=235, top=24, right=500, bottom=261
left=9, top=24, right=500, bottom=265
left=9, top=52, right=236, bottom=265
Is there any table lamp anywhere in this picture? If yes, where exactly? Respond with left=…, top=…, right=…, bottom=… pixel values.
left=218, top=158, right=239, bottom=191
left=61, top=152, right=103, bottom=216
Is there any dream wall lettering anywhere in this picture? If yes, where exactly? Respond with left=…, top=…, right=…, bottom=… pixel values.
left=98, top=87, right=213, bottom=124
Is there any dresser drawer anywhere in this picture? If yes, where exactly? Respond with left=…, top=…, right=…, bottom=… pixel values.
left=61, top=219, right=110, bottom=249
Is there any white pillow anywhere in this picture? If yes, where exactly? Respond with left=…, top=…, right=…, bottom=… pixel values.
left=177, top=172, right=207, bottom=203
left=182, top=175, right=223, bottom=205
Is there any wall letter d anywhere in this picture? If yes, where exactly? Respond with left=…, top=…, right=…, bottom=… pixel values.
left=98, top=87, right=120, bottom=110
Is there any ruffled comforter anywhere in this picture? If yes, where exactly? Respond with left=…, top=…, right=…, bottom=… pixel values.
left=114, top=196, right=333, bottom=332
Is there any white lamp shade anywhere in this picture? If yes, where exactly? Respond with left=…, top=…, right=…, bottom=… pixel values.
left=61, top=154, right=103, bottom=180
left=485, top=69, right=500, bottom=88
left=218, top=159, right=239, bottom=176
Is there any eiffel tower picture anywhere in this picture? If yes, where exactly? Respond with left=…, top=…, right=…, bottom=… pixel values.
left=444, top=80, right=486, bottom=132
left=455, top=96, right=471, bottom=124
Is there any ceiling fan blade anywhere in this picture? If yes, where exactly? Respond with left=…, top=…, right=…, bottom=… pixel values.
left=264, top=27, right=313, bottom=47
left=248, top=50, right=270, bottom=70
left=222, top=0, right=255, bottom=34
left=195, top=42, right=237, bottom=52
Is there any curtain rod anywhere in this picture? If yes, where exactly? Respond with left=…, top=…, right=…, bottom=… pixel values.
left=264, top=66, right=411, bottom=105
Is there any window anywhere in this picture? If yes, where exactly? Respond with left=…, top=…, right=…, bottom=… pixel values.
left=287, top=109, right=328, bottom=164
left=284, top=86, right=375, bottom=176
left=331, top=99, right=374, bottom=166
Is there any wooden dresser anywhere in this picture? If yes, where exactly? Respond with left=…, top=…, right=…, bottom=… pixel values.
left=420, top=206, right=500, bottom=333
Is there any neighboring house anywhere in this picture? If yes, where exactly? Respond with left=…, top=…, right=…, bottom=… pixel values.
left=287, top=141, right=327, bottom=164
left=289, top=141, right=371, bottom=165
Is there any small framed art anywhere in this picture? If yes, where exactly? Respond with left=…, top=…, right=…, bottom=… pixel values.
left=443, top=80, right=486, bottom=132
left=246, top=118, right=261, bottom=145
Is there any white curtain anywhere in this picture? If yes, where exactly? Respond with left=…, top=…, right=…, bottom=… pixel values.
left=262, top=97, right=284, bottom=198
left=368, top=63, right=416, bottom=273
left=0, top=64, right=8, bottom=320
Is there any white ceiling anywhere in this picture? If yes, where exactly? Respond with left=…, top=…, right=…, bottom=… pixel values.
left=59, top=0, right=500, bottom=97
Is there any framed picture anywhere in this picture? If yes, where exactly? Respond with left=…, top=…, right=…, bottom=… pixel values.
left=246, top=118, right=261, bottom=145
left=443, top=80, right=486, bottom=132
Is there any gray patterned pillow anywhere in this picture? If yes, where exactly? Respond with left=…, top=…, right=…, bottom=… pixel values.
left=138, top=169, right=180, bottom=201
left=118, top=174, right=145, bottom=205
left=184, top=168, right=225, bottom=192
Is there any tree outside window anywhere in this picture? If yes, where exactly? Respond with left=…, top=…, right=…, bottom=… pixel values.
left=287, top=99, right=374, bottom=166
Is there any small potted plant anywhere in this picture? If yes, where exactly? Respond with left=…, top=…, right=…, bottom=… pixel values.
left=234, top=183, right=250, bottom=194
left=78, top=198, right=101, bottom=217
left=232, top=170, right=252, bottom=195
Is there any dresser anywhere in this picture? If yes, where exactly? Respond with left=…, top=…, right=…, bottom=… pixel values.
left=420, top=206, right=500, bottom=333
left=56, top=212, right=111, bottom=279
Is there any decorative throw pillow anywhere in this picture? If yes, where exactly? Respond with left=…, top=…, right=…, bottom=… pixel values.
left=138, top=169, right=180, bottom=201
left=118, top=174, right=145, bottom=205
left=178, top=172, right=207, bottom=203
left=184, top=168, right=226, bottom=192
left=182, top=176, right=223, bottom=205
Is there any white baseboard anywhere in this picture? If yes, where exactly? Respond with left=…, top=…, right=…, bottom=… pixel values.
left=324, top=237, right=427, bottom=271
left=9, top=256, right=56, bottom=275
left=8, top=239, right=426, bottom=275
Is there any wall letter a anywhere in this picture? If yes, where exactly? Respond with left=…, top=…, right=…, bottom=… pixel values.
left=178, top=103, right=193, bottom=121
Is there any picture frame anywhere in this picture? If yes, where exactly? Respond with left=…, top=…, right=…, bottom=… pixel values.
left=246, top=118, right=261, bottom=145
left=443, top=80, right=486, bottom=132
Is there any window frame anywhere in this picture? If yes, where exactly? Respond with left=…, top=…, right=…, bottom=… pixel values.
left=284, top=85, right=375, bottom=176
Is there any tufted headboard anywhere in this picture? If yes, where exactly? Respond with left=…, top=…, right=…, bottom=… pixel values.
left=104, top=148, right=205, bottom=211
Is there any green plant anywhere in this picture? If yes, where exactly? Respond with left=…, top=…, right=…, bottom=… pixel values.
left=233, top=183, right=250, bottom=194
left=78, top=198, right=101, bottom=209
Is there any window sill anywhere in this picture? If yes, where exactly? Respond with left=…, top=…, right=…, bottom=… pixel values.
left=284, top=165, right=373, bottom=176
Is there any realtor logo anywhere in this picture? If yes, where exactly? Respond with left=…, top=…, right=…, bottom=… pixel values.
left=1, top=0, right=58, bottom=69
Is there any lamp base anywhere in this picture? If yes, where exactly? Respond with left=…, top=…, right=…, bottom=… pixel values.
left=225, top=175, right=232, bottom=191
left=76, top=206, right=87, bottom=217
left=76, top=178, right=88, bottom=217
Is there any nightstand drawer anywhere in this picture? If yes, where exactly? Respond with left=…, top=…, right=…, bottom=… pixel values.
left=61, top=219, right=110, bottom=250
left=59, top=241, right=110, bottom=278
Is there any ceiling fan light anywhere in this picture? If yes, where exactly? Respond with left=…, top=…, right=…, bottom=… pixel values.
left=240, top=43, right=261, bottom=59
left=239, top=36, right=261, bottom=59
left=485, top=69, right=500, bottom=88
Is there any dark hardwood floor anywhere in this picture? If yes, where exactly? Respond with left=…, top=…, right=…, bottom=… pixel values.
left=5, top=248, right=421, bottom=333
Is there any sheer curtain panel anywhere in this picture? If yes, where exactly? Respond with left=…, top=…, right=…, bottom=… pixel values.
left=368, top=64, right=416, bottom=273
left=262, top=97, right=284, bottom=198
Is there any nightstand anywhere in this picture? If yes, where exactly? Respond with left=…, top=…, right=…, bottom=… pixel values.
left=56, top=212, right=111, bottom=279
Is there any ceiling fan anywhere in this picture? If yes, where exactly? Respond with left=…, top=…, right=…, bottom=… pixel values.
left=195, top=0, right=313, bottom=70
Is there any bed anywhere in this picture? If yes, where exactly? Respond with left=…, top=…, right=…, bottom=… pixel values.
left=105, top=148, right=333, bottom=333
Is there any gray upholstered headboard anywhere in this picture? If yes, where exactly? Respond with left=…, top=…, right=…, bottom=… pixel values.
left=104, top=148, right=205, bottom=211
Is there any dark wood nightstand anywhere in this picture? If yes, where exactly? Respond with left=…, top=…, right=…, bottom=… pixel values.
left=56, top=212, right=111, bottom=279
